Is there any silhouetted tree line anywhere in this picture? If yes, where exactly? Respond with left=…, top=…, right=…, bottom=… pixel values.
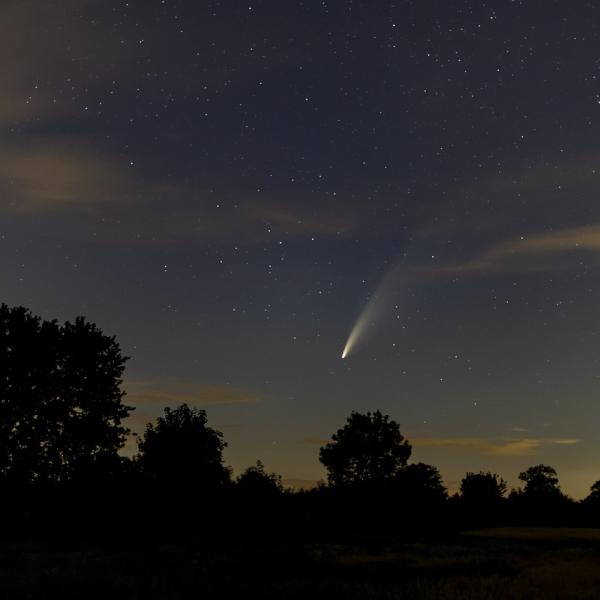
left=2, top=303, right=600, bottom=542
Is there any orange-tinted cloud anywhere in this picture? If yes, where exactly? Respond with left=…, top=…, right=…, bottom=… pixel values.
left=0, top=142, right=128, bottom=211
left=412, top=436, right=580, bottom=457
left=451, top=224, right=600, bottom=274
left=489, top=439, right=542, bottom=457
left=124, top=379, right=260, bottom=409
left=413, top=437, right=501, bottom=452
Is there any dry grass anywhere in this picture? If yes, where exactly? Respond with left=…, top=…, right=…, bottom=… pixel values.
left=2, top=530, right=600, bottom=598
left=465, top=526, right=600, bottom=542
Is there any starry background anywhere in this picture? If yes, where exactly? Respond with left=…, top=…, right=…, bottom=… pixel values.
left=3, top=0, right=600, bottom=496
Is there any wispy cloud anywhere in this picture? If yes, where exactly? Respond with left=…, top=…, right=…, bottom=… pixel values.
left=299, top=435, right=580, bottom=458
left=129, top=188, right=355, bottom=244
left=0, top=141, right=129, bottom=212
left=489, top=439, right=542, bottom=457
left=124, top=379, right=260, bottom=409
left=419, top=154, right=600, bottom=242
left=413, top=437, right=490, bottom=450
left=411, top=152, right=600, bottom=279
left=451, top=224, right=600, bottom=274
left=0, top=2, right=360, bottom=245
left=0, top=151, right=355, bottom=243
left=413, top=436, right=580, bottom=457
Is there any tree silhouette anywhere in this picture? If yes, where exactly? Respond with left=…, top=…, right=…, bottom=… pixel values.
left=137, top=403, right=230, bottom=490
left=586, top=480, right=600, bottom=503
left=518, top=464, right=561, bottom=498
left=512, top=464, right=573, bottom=525
left=582, top=480, right=600, bottom=525
left=460, top=471, right=507, bottom=504
left=0, top=304, right=131, bottom=485
left=319, top=411, right=411, bottom=486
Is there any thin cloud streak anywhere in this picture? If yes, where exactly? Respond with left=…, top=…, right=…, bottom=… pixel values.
left=455, top=224, right=600, bottom=274
left=413, top=437, right=580, bottom=457
left=0, top=141, right=129, bottom=212
left=125, top=379, right=260, bottom=408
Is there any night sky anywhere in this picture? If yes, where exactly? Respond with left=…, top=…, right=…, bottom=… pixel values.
left=4, top=0, right=600, bottom=497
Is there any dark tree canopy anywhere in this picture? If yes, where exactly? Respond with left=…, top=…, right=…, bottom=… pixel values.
left=137, top=403, right=230, bottom=489
left=460, top=471, right=507, bottom=504
left=395, top=462, right=447, bottom=504
left=586, top=480, right=600, bottom=504
left=319, top=410, right=411, bottom=486
left=518, top=464, right=561, bottom=498
left=0, top=304, right=131, bottom=484
left=236, top=460, right=283, bottom=498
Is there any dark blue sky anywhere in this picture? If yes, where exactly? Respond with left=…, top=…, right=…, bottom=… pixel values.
left=3, top=0, right=600, bottom=495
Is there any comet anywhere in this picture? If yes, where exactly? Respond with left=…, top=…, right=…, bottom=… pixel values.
left=341, top=263, right=404, bottom=359
left=341, top=292, right=383, bottom=358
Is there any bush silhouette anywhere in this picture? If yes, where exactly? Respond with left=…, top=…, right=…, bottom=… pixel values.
left=458, top=471, right=507, bottom=526
left=396, top=462, right=447, bottom=504
left=236, top=460, right=283, bottom=498
left=137, top=403, right=231, bottom=490
left=460, top=471, right=507, bottom=504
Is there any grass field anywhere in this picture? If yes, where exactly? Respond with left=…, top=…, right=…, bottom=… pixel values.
left=3, top=529, right=600, bottom=599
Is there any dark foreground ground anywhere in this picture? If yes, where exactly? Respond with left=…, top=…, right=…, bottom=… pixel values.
left=3, top=528, right=600, bottom=599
